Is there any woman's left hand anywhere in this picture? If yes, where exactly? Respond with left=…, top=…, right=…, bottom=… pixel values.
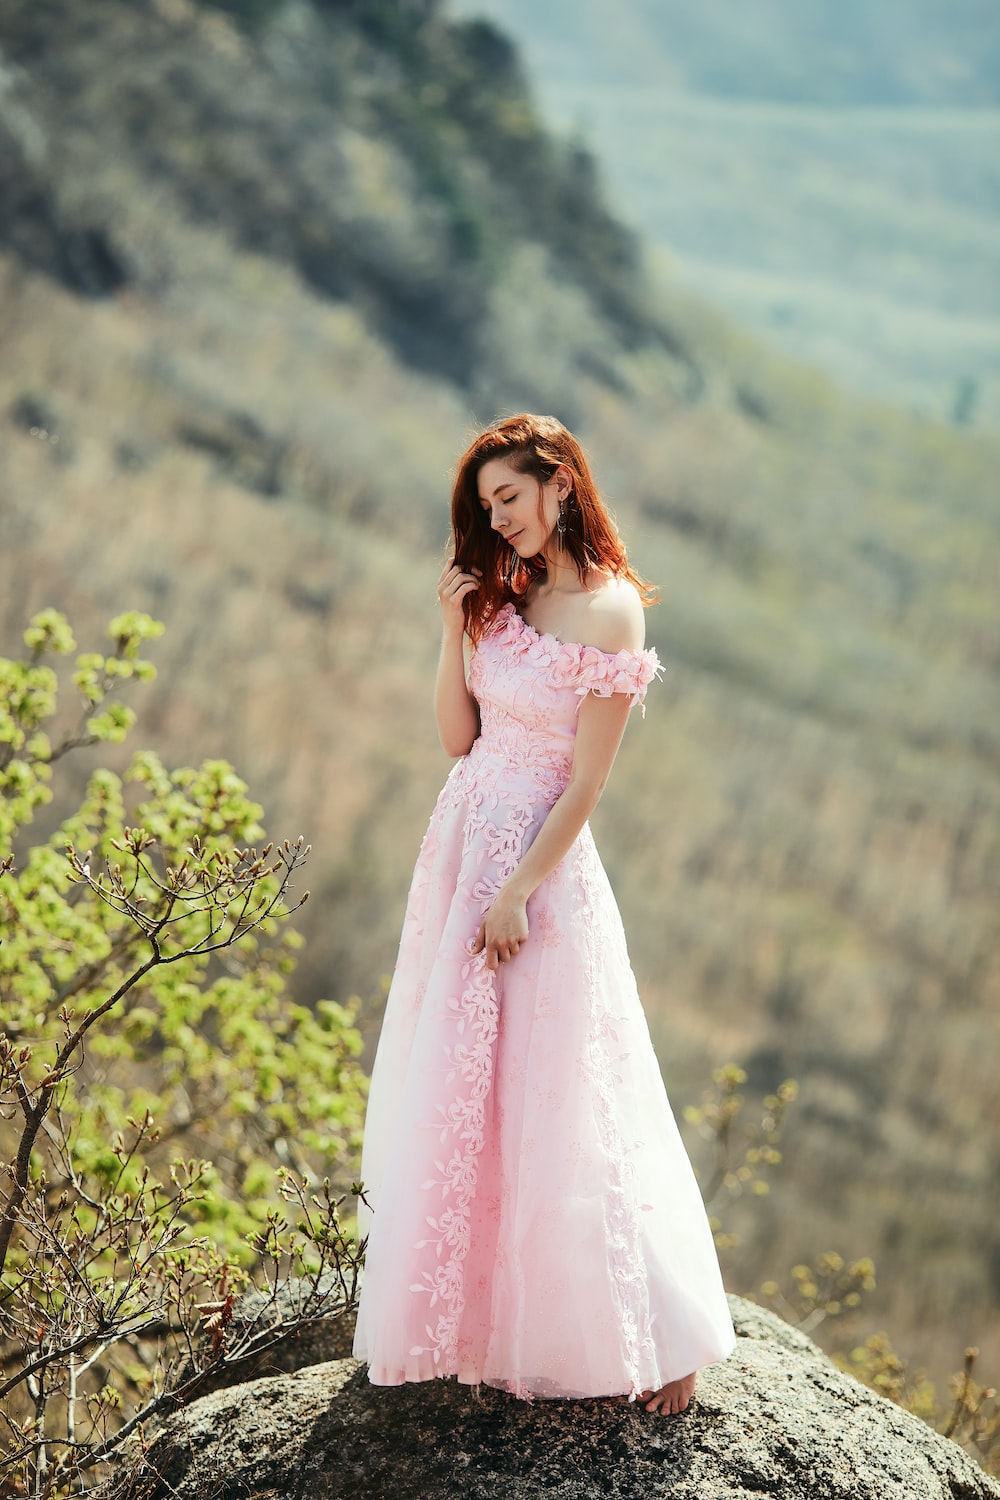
left=473, top=889, right=529, bottom=971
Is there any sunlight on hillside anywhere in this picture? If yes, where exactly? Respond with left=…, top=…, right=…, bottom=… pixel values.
left=1, top=0, right=999, bottom=1414
left=448, top=0, right=1000, bottom=425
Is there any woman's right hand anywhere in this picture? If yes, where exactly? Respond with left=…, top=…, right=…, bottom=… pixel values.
left=437, top=560, right=480, bottom=636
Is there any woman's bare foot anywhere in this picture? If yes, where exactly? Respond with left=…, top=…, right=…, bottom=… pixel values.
left=638, top=1372, right=696, bottom=1415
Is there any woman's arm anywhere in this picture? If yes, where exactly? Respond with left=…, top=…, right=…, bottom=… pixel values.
left=435, top=560, right=480, bottom=757
left=472, top=689, right=633, bottom=969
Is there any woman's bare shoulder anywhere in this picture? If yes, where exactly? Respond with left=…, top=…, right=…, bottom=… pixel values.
left=579, top=575, right=646, bottom=654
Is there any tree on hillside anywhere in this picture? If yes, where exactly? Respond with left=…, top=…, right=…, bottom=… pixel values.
left=0, top=609, right=367, bottom=1496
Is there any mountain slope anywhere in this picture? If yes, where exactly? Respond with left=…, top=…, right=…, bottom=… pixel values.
left=448, top=0, right=1000, bottom=423
left=0, top=0, right=690, bottom=415
left=1, top=0, right=998, bottom=1393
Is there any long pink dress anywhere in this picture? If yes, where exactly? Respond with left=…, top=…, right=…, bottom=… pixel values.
left=353, top=604, right=735, bottom=1398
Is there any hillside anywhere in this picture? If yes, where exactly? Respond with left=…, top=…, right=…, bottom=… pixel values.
left=448, top=0, right=1000, bottom=424
left=0, top=0, right=682, bottom=415
left=1, top=0, right=999, bottom=1397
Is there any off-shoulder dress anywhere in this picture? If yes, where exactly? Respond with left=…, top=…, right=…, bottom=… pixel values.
left=353, top=603, right=735, bottom=1399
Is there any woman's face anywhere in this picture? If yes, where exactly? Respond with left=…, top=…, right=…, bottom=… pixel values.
left=476, top=456, right=565, bottom=560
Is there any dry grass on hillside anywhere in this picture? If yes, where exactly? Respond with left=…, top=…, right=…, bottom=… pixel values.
left=2, top=240, right=999, bottom=1391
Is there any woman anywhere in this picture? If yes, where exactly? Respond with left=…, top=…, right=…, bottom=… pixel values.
left=353, top=414, right=734, bottom=1414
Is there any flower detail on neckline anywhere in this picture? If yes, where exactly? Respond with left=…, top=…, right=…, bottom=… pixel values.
left=485, top=603, right=661, bottom=710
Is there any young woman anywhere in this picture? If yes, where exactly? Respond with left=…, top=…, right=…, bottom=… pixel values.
left=353, top=414, right=734, bottom=1414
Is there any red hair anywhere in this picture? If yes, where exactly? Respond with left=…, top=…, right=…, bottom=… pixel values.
left=450, top=414, right=656, bottom=644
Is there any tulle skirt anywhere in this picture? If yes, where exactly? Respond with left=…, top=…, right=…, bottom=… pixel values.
left=353, top=765, right=735, bottom=1398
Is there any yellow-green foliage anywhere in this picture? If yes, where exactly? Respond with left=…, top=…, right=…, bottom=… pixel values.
left=841, top=1336, right=1000, bottom=1476
left=684, top=1064, right=798, bottom=1249
left=0, top=610, right=368, bottom=1491
left=1, top=609, right=367, bottom=1254
left=760, top=1251, right=877, bottom=1332
left=686, top=1064, right=998, bottom=1474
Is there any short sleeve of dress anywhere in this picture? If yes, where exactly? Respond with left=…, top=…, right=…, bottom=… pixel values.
left=572, top=644, right=662, bottom=713
left=480, top=607, right=663, bottom=715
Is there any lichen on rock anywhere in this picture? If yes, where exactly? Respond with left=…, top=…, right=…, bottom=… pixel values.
left=104, top=1297, right=1000, bottom=1500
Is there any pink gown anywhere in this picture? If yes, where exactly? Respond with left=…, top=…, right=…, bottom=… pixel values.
left=353, top=604, right=735, bottom=1398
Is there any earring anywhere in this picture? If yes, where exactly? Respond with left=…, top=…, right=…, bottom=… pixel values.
left=556, top=500, right=567, bottom=549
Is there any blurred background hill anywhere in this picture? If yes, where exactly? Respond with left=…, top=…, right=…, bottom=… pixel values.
left=450, top=0, right=1000, bottom=425
left=0, top=0, right=998, bottom=1396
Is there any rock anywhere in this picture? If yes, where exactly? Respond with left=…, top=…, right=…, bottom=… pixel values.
left=106, top=1297, right=1000, bottom=1500
left=163, top=1281, right=358, bottom=1403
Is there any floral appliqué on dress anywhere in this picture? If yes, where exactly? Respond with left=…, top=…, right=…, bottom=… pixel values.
left=353, top=603, right=736, bottom=1399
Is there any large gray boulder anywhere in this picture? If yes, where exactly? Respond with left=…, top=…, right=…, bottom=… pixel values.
left=109, top=1297, right=999, bottom=1500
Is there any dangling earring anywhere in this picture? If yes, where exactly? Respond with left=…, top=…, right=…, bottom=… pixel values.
left=556, top=500, right=567, bottom=550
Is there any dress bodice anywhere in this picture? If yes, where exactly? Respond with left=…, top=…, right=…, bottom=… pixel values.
left=455, top=604, right=660, bottom=805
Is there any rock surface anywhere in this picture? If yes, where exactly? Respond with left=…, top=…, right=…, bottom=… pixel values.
left=109, top=1297, right=1000, bottom=1500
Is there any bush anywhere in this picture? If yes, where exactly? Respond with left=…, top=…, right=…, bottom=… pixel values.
left=0, top=609, right=366, bottom=1495
left=686, top=1064, right=999, bottom=1476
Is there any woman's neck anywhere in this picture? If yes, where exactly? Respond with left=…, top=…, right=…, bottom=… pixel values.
left=533, top=547, right=586, bottom=597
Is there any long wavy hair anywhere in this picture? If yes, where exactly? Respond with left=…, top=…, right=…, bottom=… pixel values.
left=451, top=413, right=656, bottom=644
